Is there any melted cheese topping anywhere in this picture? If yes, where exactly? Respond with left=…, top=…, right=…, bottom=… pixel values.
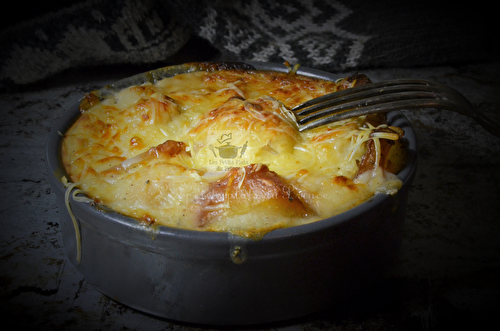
left=61, top=69, right=406, bottom=238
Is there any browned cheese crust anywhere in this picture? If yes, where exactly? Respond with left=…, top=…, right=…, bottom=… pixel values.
left=61, top=69, right=407, bottom=237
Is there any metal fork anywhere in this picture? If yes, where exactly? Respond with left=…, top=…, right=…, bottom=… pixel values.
left=291, top=78, right=500, bottom=137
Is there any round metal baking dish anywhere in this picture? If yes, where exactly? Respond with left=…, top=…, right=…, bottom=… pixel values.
left=45, top=61, right=418, bottom=325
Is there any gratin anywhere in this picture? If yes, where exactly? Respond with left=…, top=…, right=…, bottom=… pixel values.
left=61, top=68, right=407, bottom=238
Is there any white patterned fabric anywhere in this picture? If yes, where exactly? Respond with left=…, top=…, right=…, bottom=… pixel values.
left=0, top=0, right=494, bottom=88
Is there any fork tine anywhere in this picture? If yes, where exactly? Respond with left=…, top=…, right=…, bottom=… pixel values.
left=296, top=97, right=461, bottom=132
left=292, top=78, right=479, bottom=132
left=292, top=79, right=443, bottom=114
left=295, top=90, right=444, bottom=122
left=292, top=78, right=500, bottom=137
left=293, top=79, right=448, bottom=115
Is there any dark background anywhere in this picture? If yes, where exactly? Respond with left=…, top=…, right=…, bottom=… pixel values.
left=1, top=1, right=499, bottom=330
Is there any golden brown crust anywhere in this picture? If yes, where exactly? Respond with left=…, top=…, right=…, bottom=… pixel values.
left=191, top=61, right=257, bottom=72
left=79, top=92, right=100, bottom=112
left=355, top=127, right=405, bottom=178
left=62, top=69, right=407, bottom=236
left=332, top=175, right=358, bottom=191
left=336, top=73, right=372, bottom=90
left=194, top=164, right=311, bottom=227
left=149, top=140, right=190, bottom=158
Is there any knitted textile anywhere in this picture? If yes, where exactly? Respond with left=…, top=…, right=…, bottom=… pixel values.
left=0, top=0, right=494, bottom=87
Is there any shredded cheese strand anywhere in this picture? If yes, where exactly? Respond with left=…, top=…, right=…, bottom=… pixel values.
left=62, top=177, right=83, bottom=263
left=62, top=177, right=95, bottom=263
